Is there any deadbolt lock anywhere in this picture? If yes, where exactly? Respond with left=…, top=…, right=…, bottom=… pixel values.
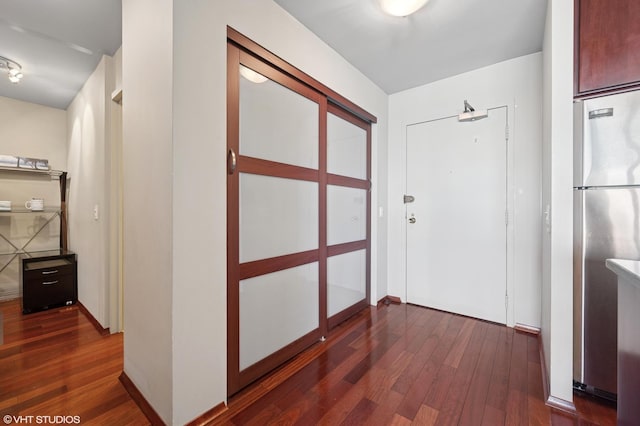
left=409, top=214, right=416, bottom=224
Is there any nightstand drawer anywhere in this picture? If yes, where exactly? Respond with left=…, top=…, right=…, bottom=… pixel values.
left=23, top=259, right=74, bottom=282
left=23, top=275, right=76, bottom=312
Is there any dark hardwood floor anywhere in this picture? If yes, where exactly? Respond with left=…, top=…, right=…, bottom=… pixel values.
left=211, top=303, right=616, bottom=426
left=0, top=299, right=148, bottom=425
left=1, top=299, right=616, bottom=425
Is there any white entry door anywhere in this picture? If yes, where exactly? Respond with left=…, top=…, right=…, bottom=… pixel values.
left=406, top=108, right=507, bottom=324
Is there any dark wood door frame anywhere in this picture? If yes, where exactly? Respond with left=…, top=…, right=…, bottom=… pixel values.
left=227, top=29, right=375, bottom=396
left=325, top=103, right=372, bottom=330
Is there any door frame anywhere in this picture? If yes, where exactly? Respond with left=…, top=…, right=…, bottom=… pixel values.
left=326, top=103, right=372, bottom=330
left=226, top=28, right=376, bottom=396
left=401, top=105, right=515, bottom=326
left=226, top=43, right=327, bottom=396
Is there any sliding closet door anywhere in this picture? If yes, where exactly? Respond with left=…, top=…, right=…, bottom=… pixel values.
left=326, top=105, right=371, bottom=329
left=227, top=46, right=326, bottom=395
left=228, top=37, right=372, bottom=395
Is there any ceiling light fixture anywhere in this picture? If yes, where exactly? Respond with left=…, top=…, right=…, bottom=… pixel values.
left=0, top=56, right=23, bottom=84
left=379, top=0, right=429, bottom=17
left=239, top=65, right=268, bottom=84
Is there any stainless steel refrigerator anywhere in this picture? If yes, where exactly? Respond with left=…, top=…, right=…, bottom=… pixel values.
left=573, top=90, right=640, bottom=400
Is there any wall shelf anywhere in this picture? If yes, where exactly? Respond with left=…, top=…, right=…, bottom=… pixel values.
left=0, top=166, right=64, bottom=179
left=0, top=209, right=62, bottom=272
left=0, top=208, right=61, bottom=214
left=0, top=168, right=69, bottom=302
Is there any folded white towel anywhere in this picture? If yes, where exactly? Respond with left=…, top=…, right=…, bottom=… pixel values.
left=35, top=159, right=50, bottom=170
left=0, top=155, right=18, bottom=167
left=18, top=157, right=37, bottom=169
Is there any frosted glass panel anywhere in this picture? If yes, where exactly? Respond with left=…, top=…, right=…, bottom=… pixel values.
left=327, top=112, right=367, bottom=179
left=327, top=185, right=367, bottom=246
left=240, top=70, right=319, bottom=169
left=240, top=174, right=318, bottom=263
left=328, top=250, right=366, bottom=317
left=240, top=262, right=319, bottom=370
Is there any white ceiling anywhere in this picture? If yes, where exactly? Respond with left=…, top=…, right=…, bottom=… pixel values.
left=0, top=0, right=121, bottom=110
left=274, top=0, right=548, bottom=94
left=0, top=0, right=546, bottom=109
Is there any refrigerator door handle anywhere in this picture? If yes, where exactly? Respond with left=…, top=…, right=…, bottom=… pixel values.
left=574, top=100, right=584, bottom=187
left=573, top=189, right=585, bottom=383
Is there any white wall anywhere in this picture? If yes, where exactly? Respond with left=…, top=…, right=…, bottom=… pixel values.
left=108, top=46, right=123, bottom=333
left=0, top=96, right=67, bottom=212
left=541, top=1, right=553, bottom=394
left=113, top=47, right=122, bottom=93
left=0, top=96, right=67, bottom=169
left=66, top=55, right=115, bottom=329
left=387, top=53, right=543, bottom=328
left=0, top=96, right=67, bottom=300
left=123, top=0, right=388, bottom=423
left=122, top=0, right=174, bottom=422
left=541, top=0, right=575, bottom=405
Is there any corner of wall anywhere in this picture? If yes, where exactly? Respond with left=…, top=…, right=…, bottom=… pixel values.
left=540, top=0, right=574, bottom=404
left=66, top=57, right=111, bottom=328
left=122, top=0, right=174, bottom=421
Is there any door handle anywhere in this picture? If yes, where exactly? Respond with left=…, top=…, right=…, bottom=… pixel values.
left=228, top=149, right=237, bottom=175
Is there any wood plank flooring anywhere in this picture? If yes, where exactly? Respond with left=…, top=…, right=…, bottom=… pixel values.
left=0, top=299, right=148, bottom=425
left=212, top=303, right=616, bottom=426
left=1, top=299, right=616, bottom=425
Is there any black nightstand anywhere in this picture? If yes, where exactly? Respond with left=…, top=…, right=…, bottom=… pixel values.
left=20, top=250, right=77, bottom=314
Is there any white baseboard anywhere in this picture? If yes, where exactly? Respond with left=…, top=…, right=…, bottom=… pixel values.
left=514, top=323, right=541, bottom=335
left=546, top=395, right=577, bottom=414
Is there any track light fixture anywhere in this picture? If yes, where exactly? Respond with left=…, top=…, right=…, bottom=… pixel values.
left=0, top=56, right=24, bottom=84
